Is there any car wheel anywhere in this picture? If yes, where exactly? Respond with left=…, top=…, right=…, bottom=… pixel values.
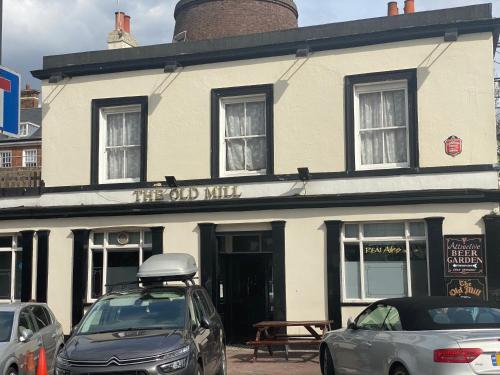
left=196, top=363, right=203, bottom=375
left=7, top=367, right=18, bottom=375
left=390, top=365, right=409, bottom=375
left=322, top=348, right=335, bottom=375
left=216, top=341, right=227, bottom=375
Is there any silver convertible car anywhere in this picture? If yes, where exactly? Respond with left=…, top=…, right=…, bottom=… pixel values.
left=0, top=303, right=65, bottom=375
left=320, top=297, right=500, bottom=375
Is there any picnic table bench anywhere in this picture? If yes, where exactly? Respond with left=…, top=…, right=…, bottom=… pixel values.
left=246, top=320, right=332, bottom=361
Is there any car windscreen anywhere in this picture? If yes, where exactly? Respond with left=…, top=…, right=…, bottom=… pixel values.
left=427, top=306, right=500, bottom=328
left=0, top=311, right=14, bottom=342
left=78, top=289, right=186, bottom=335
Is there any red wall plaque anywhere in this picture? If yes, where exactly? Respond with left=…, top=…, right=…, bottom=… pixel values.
left=444, top=135, right=463, bottom=157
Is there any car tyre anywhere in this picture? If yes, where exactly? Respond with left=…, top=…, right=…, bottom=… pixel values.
left=322, top=348, right=335, bottom=375
left=196, top=363, right=203, bottom=375
left=390, top=365, right=409, bottom=375
left=216, top=340, right=227, bottom=375
left=7, top=367, right=18, bottom=375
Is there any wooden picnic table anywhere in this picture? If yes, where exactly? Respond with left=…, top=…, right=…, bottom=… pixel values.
left=246, top=320, right=333, bottom=361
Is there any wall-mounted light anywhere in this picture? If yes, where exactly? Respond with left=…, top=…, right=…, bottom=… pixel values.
left=164, top=61, right=180, bottom=73
left=48, top=73, right=66, bottom=84
left=444, top=29, right=458, bottom=42
left=297, top=167, right=311, bottom=181
left=295, top=47, right=311, bottom=58
left=164, top=176, right=178, bottom=188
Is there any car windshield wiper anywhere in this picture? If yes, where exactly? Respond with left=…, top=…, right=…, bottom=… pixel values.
left=85, top=326, right=171, bottom=335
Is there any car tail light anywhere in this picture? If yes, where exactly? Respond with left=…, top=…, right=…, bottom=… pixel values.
left=434, top=348, right=483, bottom=363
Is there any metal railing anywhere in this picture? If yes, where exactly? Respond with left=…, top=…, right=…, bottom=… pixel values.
left=0, top=167, right=42, bottom=188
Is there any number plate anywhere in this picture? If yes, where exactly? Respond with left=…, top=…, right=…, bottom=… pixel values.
left=492, top=354, right=500, bottom=366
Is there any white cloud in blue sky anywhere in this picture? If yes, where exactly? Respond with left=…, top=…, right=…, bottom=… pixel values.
left=3, top=0, right=500, bottom=87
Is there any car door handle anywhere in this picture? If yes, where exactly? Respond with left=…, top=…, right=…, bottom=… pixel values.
left=51, top=333, right=57, bottom=338
left=363, top=342, right=373, bottom=347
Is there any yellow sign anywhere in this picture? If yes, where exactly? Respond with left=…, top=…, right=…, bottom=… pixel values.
left=133, top=185, right=242, bottom=203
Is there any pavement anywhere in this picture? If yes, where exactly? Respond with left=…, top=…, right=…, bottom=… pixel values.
left=227, top=346, right=321, bottom=375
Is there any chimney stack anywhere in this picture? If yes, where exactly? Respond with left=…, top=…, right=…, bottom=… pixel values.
left=404, top=0, right=415, bottom=14
left=20, top=84, right=40, bottom=109
left=108, top=12, right=138, bottom=49
left=388, top=2, right=399, bottom=16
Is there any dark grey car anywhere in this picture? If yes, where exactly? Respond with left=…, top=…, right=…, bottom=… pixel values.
left=56, top=285, right=226, bottom=375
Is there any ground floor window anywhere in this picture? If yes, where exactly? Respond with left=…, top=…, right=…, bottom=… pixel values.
left=0, top=235, right=22, bottom=301
left=342, top=221, right=428, bottom=302
left=87, top=230, right=152, bottom=302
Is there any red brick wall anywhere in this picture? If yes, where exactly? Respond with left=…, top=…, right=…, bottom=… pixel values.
left=174, top=0, right=298, bottom=41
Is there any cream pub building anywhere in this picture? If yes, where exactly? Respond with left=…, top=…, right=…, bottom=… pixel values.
left=1, top=0, right=500, bottom=342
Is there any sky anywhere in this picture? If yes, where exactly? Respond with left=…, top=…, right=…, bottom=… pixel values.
left=3, top=0, right=500, bottom=88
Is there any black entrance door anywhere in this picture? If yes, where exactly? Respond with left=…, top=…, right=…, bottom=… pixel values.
left=220, top=253, right=273, bottom=344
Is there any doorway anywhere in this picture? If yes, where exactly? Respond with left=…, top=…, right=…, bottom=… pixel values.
left=216, top=232, right=274, bottom=344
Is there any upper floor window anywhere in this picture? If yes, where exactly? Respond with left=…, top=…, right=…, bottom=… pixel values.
left=91, top=97, right=148, bottom=185
left=345, top=70, right=419, bottom=172
left=19, top=123, right=40, bottom=138
left=0, top=151, right=12, bottom=168
left=212, top=85, right=274, bottom=178
left=22, top=149, right=38, bottom=167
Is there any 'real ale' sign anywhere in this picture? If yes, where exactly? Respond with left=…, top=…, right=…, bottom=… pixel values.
left=444, top=235, right=485, bottom=277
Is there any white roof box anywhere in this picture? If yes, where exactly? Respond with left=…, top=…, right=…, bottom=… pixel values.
left=137, top=253, right=198, bottom=281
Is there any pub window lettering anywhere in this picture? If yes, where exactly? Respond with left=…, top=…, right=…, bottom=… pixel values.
left=87, top=230, right=152, bottom=302
left=342, top=221, right=429, bottom=302
left=0, top=235, right=23, bottom=302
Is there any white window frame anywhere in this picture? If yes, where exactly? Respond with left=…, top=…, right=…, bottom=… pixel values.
left=0, top=235, right=22, bottom=303
left=219, top=94, right=267, bottom=177
left=0, top=151, right=12, bottom=168
left=354, top=80, right=410, bottom=171
left=22, top=149, right=38, bottom=167
left=86, top=229, right=152, bottom=303
left=340, top=221, right=429, bottom=303
left=99, top=105, right=142, bottom=184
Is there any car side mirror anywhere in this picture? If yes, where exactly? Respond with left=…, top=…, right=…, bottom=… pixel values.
left=347, top=317, right=357, bottom=330
left=19, top=328, right=34, bottom=343
left=200, top=317, right=211, bottom=330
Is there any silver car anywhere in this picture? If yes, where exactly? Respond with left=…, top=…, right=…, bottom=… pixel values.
left=0, top=303, right=65, bottom=375
left=320, top=297, right=500, bottom=375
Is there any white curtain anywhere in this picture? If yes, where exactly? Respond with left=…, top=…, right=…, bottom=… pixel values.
left=225, top=101, right=266, bottom=172
left=359, top=90, right=407, bottom=166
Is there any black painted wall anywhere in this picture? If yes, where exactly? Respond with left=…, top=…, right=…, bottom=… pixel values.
left=325, top=221, right=342, bottom=329
left=71, top=229, right=90, bottom=327
left=425, top=217, right=445, bottom=296
left=484, top=215, right=500, bottom=302
left=36, top=230, right=50, bottom=303
left=20, top=231, right=35, bottom=302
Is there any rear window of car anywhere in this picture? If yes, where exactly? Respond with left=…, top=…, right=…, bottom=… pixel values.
left=0, top=312, right=14, bottom=342
left=428, top=307, right=500, bottom=327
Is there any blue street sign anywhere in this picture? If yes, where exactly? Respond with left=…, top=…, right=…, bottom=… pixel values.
left=0, top=66, right=20, bottom=135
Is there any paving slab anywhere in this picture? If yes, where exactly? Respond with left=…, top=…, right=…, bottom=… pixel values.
left=227, top=346, right=321, bottom=375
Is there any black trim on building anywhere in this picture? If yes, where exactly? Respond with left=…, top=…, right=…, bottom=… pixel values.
left=271, top=221, right=287, bottom=322
left=425, top=217, right=446, bottom=296
left=325, top=220, right=343, bottom=329
left=91, top=96, right=148, bottom=185
left=211, top=84, right=274, bottom=178
left=36, top=230, right=50, bottom=303
left=345, top=69, right=419, bottom=172
left=0, top=164, right=497, bottom=198
left=71, top=229, right=90, bottom=327
left=20, top=230, right=35, bottom=302
left=199, top=223, right=217, bottom=303
left=0, top=189, right=498, bottom=221
left=483, top=215, right=500, bottom=302
left=151, top=226, right=164, bottom=256
left=31, top=5, right=497, bottom=80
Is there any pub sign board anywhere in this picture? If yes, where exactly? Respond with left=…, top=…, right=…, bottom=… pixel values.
left=444, top=235, right=486, bottom=277
left=447, top=279, right=486, bottom=300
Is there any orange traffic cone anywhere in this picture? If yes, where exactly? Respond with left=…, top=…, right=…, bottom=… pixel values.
left=36, top=347, right=48, bottom=375
left=25, top=352, right=36, bottom=375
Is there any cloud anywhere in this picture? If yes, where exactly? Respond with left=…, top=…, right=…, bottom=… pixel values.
left=2, top=0, right=500, bottom=88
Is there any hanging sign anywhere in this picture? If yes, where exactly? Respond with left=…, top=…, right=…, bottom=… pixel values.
left=0, top=66, right=20, bottom=135
left=444, top=235, right=485, bottom=276
left=447, top=279, right=486, bottom=300
left=444, top=135, right=463, bottom=157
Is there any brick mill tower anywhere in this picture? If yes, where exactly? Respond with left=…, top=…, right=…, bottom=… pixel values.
left=173, top=0, right=298, bottom=42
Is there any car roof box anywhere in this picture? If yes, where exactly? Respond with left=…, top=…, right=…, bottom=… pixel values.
left=137, top=253, right=198, bottom=282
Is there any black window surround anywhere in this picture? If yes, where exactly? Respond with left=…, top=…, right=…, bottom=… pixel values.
left=345, top=69, right=419, bottom=173
left=91, top=96, right=149, bottom=185
left=211, top=84, right=274, bottom=179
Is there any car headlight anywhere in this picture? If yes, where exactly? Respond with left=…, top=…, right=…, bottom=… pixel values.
left=159, top=358, right=188, bottom=373
left=159, top=346, right=190, bottom=361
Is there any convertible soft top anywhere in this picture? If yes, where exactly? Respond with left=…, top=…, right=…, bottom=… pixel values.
left=376, top=297, right=500, bottom=331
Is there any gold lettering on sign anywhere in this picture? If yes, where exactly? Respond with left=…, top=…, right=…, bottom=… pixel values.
left=133, top=185, right=242, bottom=203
